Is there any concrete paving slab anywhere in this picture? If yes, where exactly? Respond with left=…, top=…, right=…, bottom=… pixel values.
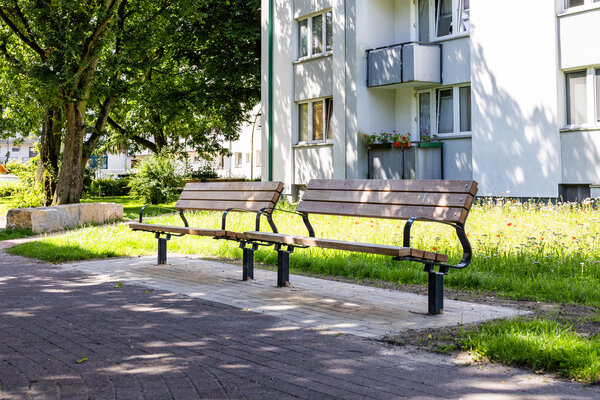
left=61, top=255, right=527, bottom=339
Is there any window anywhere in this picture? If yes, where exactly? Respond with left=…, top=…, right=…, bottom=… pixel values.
left=255, top=150, right=262, bottom=167
left=234, top=152, right=242, bottom=167
left=418, top=0, right=430, bottom=42
left=564, top=0, right=600, bottom=9
left=217, top=155, right=224, bottom=169
left=246, top=153, right=250, bottom=163
left=89, top=155, right=108, bottom=169
left=12, top=147, right=19, bottom=152
left=418, top=85, right=471, bottom=136
left=436, top=0, right=452, bottom=37
left=29, top=147, right=37, bottom=158
left=422, top=0, right=470, bottom=39
left=297, top=97, right=333, bottom=143
left=437, top=89, right=454, bottom=133
left=566, top=70, right=587, bottom=125
left=299, top=103, right=309, bottom=141
left=297, top=11, right=333, bottom=59
left=459, top=86, right=471, bottom=132
left=419, top=92, right=431, bottom=137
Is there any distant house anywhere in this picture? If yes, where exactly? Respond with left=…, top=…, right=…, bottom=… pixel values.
left=261, top=0, right=600, bottom=200
left=127, top=106, right=263, bottom=180
left=214, top=109, right=262, bottom=180
left=1, top=137, right=37, bottom=163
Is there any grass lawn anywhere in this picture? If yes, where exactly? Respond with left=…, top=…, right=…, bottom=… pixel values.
left=4, top=197, right=600, bottom=383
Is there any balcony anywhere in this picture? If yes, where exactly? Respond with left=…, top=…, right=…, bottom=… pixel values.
left=366, top=42, right=441, bottom=88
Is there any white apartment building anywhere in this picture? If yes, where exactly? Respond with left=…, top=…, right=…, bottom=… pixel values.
left=0, top=137, right=37, bottom=163
left=261, top=0, right=600, bottom=200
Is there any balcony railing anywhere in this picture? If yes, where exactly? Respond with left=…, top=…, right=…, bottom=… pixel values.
left=366, top=42, right=441, bottom=88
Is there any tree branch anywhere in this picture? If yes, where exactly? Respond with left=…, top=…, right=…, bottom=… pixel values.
left=107, top=116, right=158, bottom=153
left=0, top=7, right=46, bottom=61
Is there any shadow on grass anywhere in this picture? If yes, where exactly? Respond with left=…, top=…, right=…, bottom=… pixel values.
left=0, top=228, right=35, bottom=241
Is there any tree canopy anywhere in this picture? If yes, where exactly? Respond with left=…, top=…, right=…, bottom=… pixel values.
left=0, top=0, right=260, bottom=204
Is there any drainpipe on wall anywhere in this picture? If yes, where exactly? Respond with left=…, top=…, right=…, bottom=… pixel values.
left=267, top=0, right=274, bottom=181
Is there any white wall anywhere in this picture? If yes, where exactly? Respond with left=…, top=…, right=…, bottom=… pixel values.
left=470, top=0, right=561, bottom=197
left=558, top=7, right=600, bottom=70
left=261, top=0, right=294, bottom=189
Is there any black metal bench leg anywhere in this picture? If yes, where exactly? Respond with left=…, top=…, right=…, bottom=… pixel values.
left=242, top=244, right=257, bottom=281
left=276, top=245, right=291, bottom=287
left=427, top=267, right=444, bottom=315
left=156, top=233, right=170, bottom=265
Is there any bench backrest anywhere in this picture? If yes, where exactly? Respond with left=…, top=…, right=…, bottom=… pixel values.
left=297, top=179, right=478, bottom=225
left=175, top=181, right=284, bottom=213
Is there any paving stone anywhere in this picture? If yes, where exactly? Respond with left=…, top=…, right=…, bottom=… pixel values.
left=0, top=251, right=599, bottom=399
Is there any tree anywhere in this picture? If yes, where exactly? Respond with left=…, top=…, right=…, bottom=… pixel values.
left=0, top=0, right=260, bottom=205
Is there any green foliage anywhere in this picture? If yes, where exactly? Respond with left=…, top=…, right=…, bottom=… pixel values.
left=0, top=182, right=20, bottom=197
left=0, top=228, right=34, bottom=241
left=128, top=153, right=183, bottom=204
left=461, top=318, right=600, bottom=383
left=4, top=159, right=44, bottom=207
left=188, top=163, right=219, bottom=182
left=85, top=178, right=131, bottom=197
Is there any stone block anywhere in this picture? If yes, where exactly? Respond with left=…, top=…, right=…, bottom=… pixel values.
left=6, top=203, right=125, bottom=233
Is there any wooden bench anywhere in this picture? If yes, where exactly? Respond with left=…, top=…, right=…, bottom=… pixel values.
left=244, top=179, right=478, bottom=315
left=130, top=181, right=284, bottom=280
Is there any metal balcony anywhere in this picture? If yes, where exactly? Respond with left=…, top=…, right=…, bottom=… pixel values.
left=366, top=42, right=441, bottom=88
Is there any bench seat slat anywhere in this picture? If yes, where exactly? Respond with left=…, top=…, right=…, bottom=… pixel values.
left=297, top=201, right=468, bottom=224
left=129, top=222, right=224, bottom=237
left=184, top=181, right=283, bottom=192
left=175, top=199, right=276, bottom=212
left=301, top=190, right=473, bottom=209
left=244, top=231, right=448, bottom=262
left=307, top=179, right=478, bottom=195
left=178, top=190, right=279, bottom=202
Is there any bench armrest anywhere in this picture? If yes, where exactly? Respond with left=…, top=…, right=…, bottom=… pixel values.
left=256, top=208, right=315, bottom=237
left=403, top=217, right=472, bottom=271
left=139, top=206, right=188, bottom=227
left=222, top=207, right=266, bottom=231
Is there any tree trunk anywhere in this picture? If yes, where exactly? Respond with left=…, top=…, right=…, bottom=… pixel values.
left=52, top=102, right=86, bottom=205
left=36, top=106, right=62, bottom=205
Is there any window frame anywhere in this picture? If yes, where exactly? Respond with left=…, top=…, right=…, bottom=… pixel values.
left=417, top=84, right=472, bottom=138
left=296, top=97, right=334, bottom=145
left=563, top=67, right=600, bottom=129
left=420, top=0, right=471, bottom=40
left=562, top=0, right=600, bottom=12
left=297, top=10, right=333, bottom=60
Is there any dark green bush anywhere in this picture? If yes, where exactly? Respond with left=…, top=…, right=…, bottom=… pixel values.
left=86, top=177, right=131, bottom=197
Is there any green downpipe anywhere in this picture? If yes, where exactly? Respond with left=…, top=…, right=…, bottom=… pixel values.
left=268, top=0, right=274, bottom=181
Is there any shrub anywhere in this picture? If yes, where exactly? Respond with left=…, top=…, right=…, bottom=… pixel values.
left=128, top=153, right=183, bottom=204
left=0, top=182, right=21, bottom=197
left=188, top=163, right=219, bottom=181
left=4, top=159, right=44, bottom=208
left=85, top=177, right=131, bottom=197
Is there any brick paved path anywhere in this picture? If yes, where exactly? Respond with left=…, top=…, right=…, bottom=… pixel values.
left=1, top=251, right=599, bottom=399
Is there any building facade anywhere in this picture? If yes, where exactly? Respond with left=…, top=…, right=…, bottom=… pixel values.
left=262, top=0, right=600, bottom=200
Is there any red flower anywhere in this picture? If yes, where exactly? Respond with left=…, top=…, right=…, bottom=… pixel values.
left=432, top=246, right=437, bottom=251
left=402, top=136, right=407, bottom=141
left=507, top=223, right=512, bottom=226
left=395, top=142, right=400, bottom=146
